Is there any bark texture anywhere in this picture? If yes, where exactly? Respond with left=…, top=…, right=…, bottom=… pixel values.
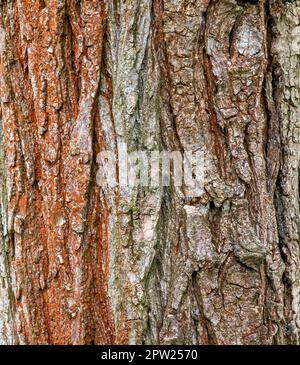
left=0, top=0, right=299, bottom=345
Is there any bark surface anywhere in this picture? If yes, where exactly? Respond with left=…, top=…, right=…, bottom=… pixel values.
left=0, top=0, right=299, bottom=345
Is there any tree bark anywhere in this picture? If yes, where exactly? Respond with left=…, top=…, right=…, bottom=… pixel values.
left=0, top=0, right=299, bottom=345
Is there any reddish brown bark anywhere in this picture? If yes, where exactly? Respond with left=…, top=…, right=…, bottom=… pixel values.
left=0, top=0, right=114, bottom=344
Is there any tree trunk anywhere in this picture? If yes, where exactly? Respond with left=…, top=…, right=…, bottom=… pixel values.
left=0, top=0, right=299, bottom=345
